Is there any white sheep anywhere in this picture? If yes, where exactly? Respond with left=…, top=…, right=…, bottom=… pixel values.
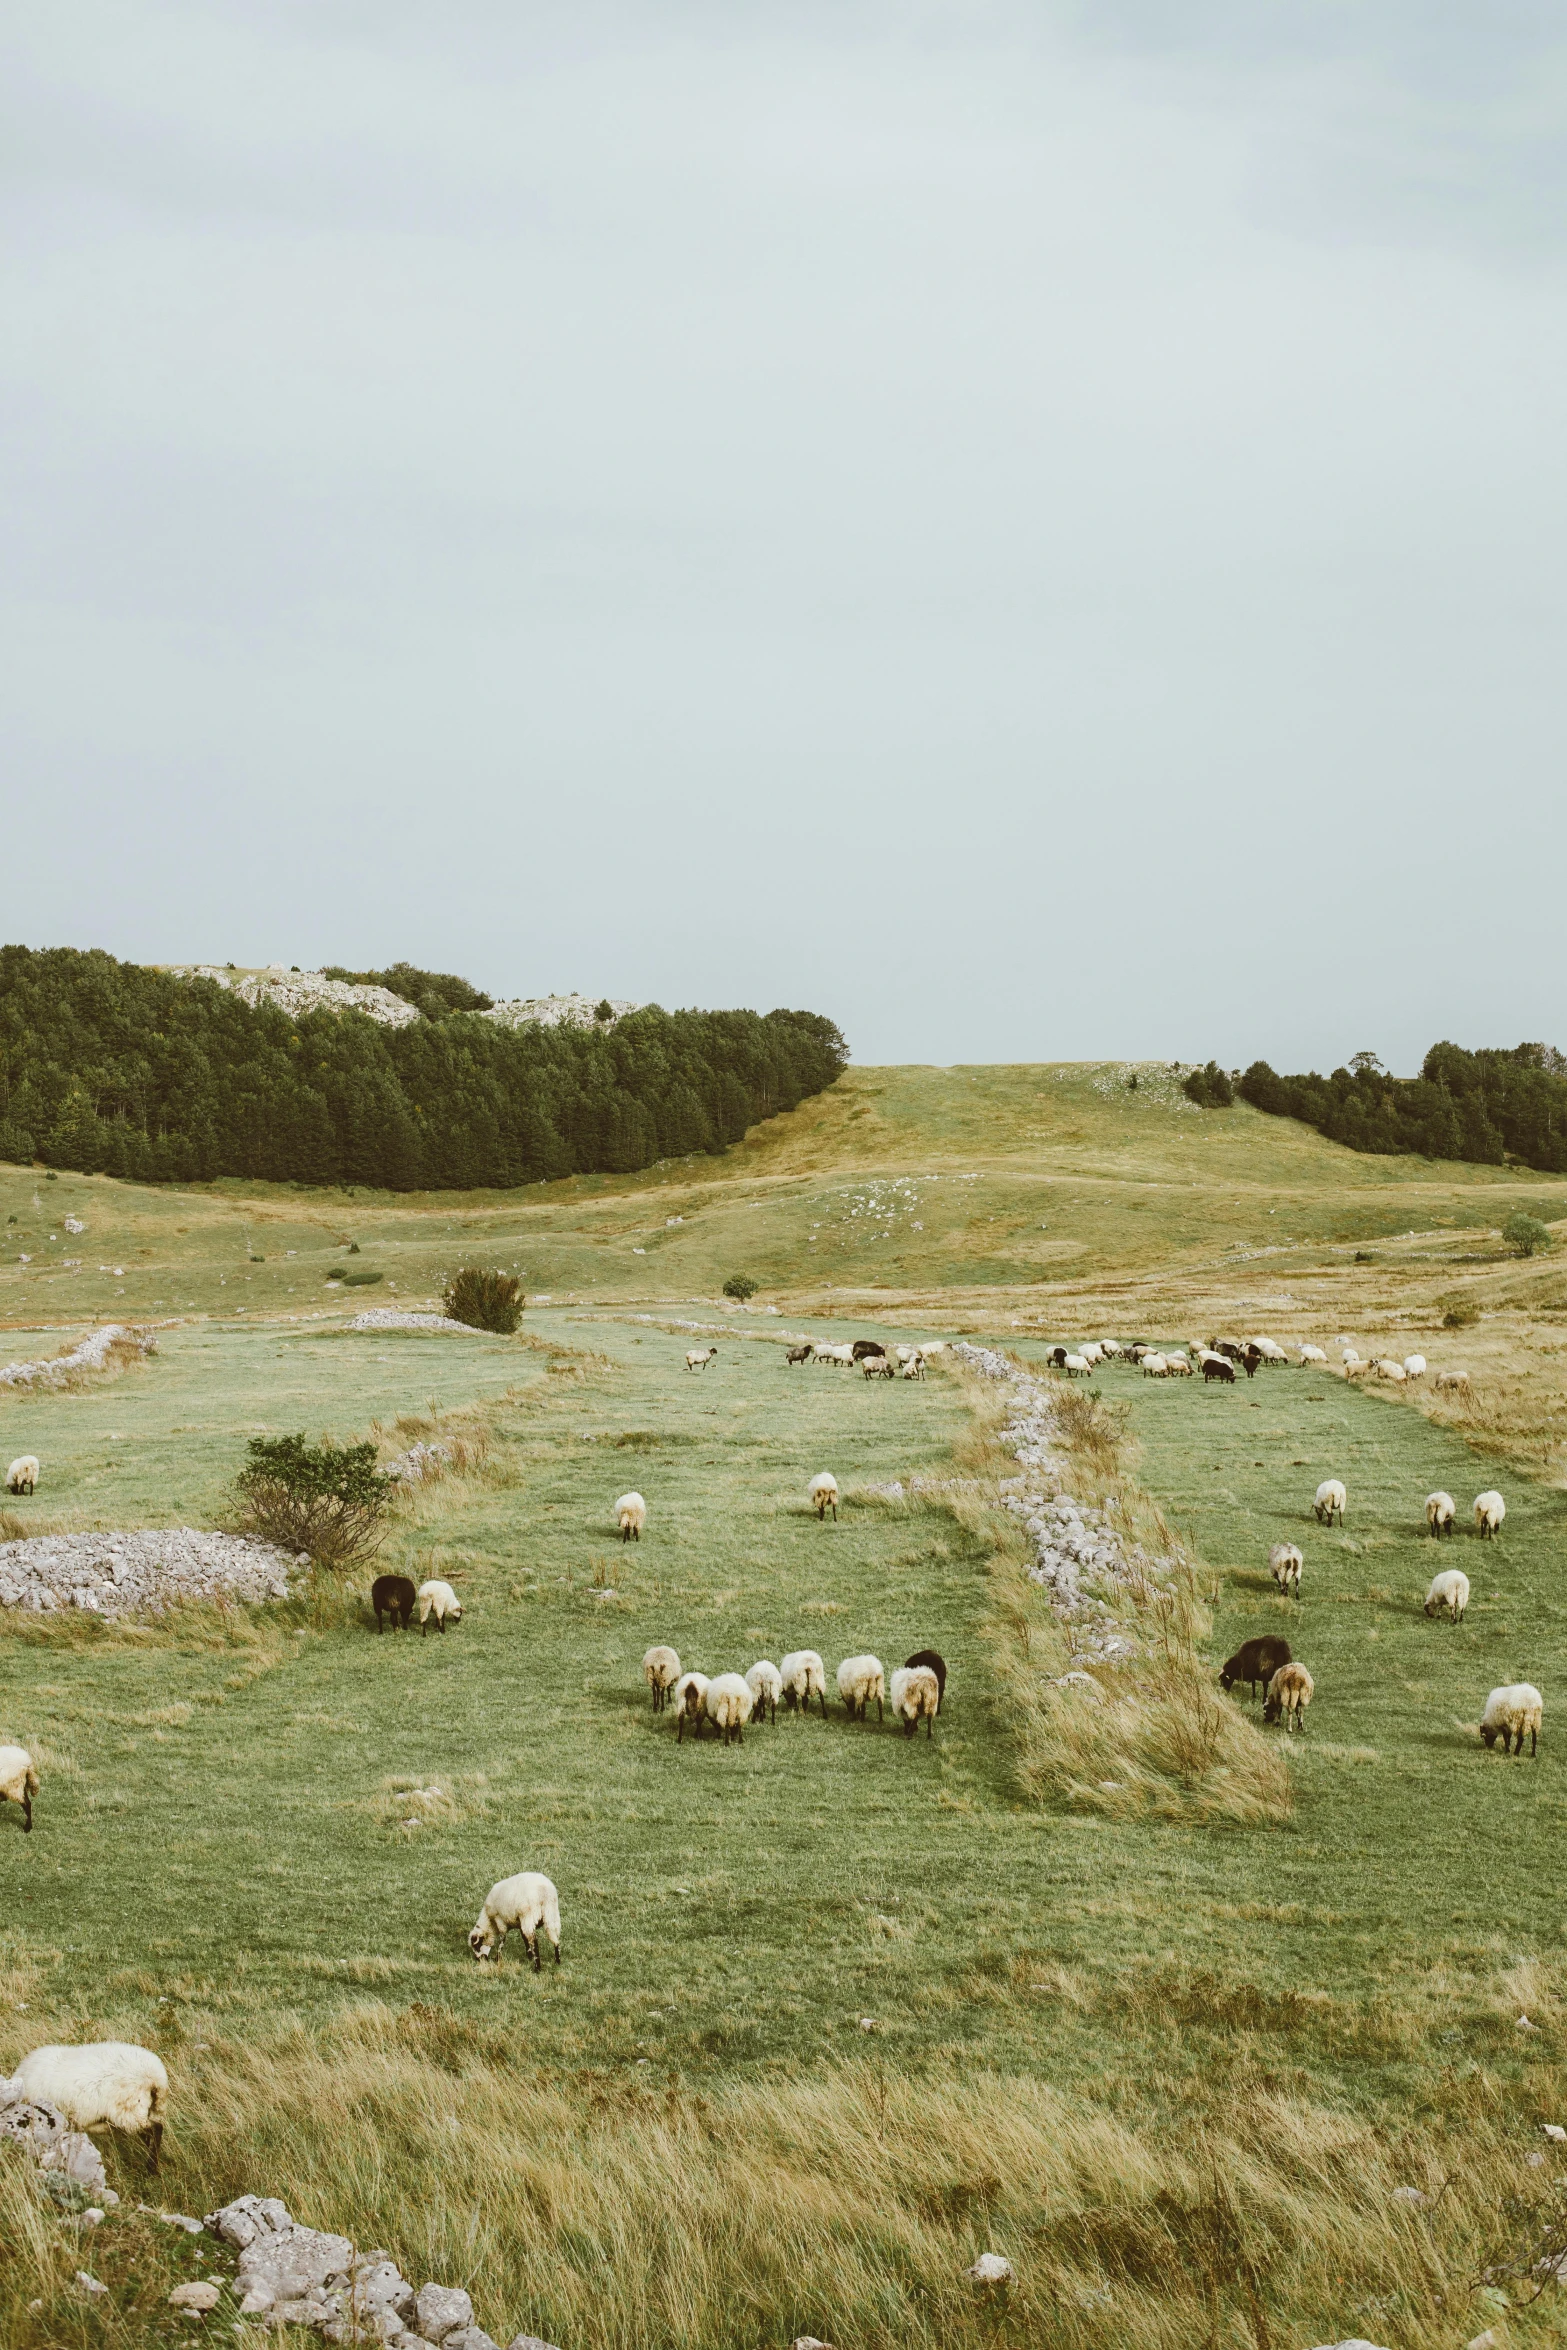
left=1299, top=1344, right=1328, bottom=1367
left=684, top=1347, right=718, bottom=1372
left=1062, top=1354, right=1091, bottom=1378
left=1425, top=1491, right=1456, bottom=1538
left=11, top=2042, right=168, bottom=2170
left=1141, top=1353, right=1168, bottom=1378
left=1264, top=1661, right=1313, bottom=1732
left=860, top=1353, right=894, bottom=1381
left=1435, top=1368, right=1470, bottom=1392
left=0, top=1743, right=38, bottom=1832
left=1080, top=1342, right=1105, bottom=1366
left=1424, top=1569, right=1469, bottom=1624
left=615, top=1491, right=647, bottom=1543
left=642, top=1645, right=681, bottom=1712
left=1474, top=1490, right=1506, bottom=1540
left=1403, top=1354, right=1427, bottom=1379
left=837, top=1653, right=885, bottom=1722
left=1481, top=1682, right=1542, bottom=1757
left=1314, top=1479, right=1347, bottom=1526
left=1269, top=1543, right=1303, bottom=1599
left=815, top=1343, right=854, bottom=1370
left=1250, top=1337, right=1288, bottom=1364
left=5, top=1455, right=38, bottom=1497
left=889, top=1664, right=939, bottom=1739
left=417, top=1579, right=462, bottom=1634
left=704, top=1671, right=754, bottom=1744
left=1374, top=1357, right=1407, bottom=1383
left=746, top=1660, right=782, bottom=1724
left=1344, top=1357, right=1374, bottom=1381
left=1165, top=1353, right=1194, bottom=1377
left=779, top=1650, right=826, bottom=1716
left=1099, top=1339, right=1123, bottom=1358
left=899, top=1353, right=925, bottom=1380
left=673, top=1670, right=710, bottom=1742
left=468, top=1871, right=562, bottom=1969
left=808, top=1472, right=839, bottom=1522
left=1341, top=1347, right=1361, bottom=1366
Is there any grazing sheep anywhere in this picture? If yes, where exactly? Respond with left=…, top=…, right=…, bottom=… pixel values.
left=1374, top=1357, right=1407, bottom=1383
left=1341, top=1347, right=1361, bottom=1367
left=779, top=1650, right=827, bottom=1716
left=899, top=1353, right=926, bottom=1379
left=1241, top=1345, right=1263, bottom=1378
left=5, top=1455, right=38, bottom=1497
left=1403, top=1354, right=1427, bottom=1379
left=615, top=1490, right=647, bottom=1543
left=673, top=1671, right=711, bottom=1742
left=1219, top=1635, right=1292, bottom=1703
left=1126, top=1344, right=1150, bottom=1364
left=1424, top=1569, right=1469, bottom=1624
left=642, top=1645, right=681, bottom=1712
left=1062, top=1354, right=1091, bottom=1378
left=815, top=1343, right=855, bottom=1370
left=1250, top=1337, right=1288, bottom=1365
left=889, top=1665, right=940, bottom=1739
left=1202, top=1356, right=1236, bottom=1385
left=684, top=1347, right=718, bottom=1372
left=1314, top=1479, right=1347, bottom=1526
left=1080, top=1342, right=1105, bottom=1366
left=1047, top=1345, right=1070, bottom=1367
left=746, top=1660, right=782, bottom=1724
left=1344, top=1357, right=1374, bottom=1380
left=860, top=1353, right=894, bottom=1381
left=808, top=1472, right=839, bottom=1522
left=370, top=1573, right=416, bottom=1633
left=904, top=1648, right=948, bottom=1710
left=704, top=1671, right=754, bottom=1744
left=1269, top=1543, right=1304, bottom=1599
left=1435, top=1368, right=1471, bottom=1392
left=1165, top=1352, right=1194, bottom=1377
left=1141, top=1353, right=1169, bottom=1378
left=786, top=1343, right=814, bottom=1366
left=837, top=1654, right=886, bottom=1722
left=1299, top=1344, right=1328, bottom=1367
left=1215, top=1339, right=1245, bottom=1363
left=1481, top=1682, right=1543, bottom=1756
left=11, top=2043, right=168, bottom=2170
left=0, top=1743, right=39, bottom=1832
left=1099, top=1339, right=1123, bottom=1358
left=417, top=1579, right=462, bottom=1635
left=851, top=1340, right=887, bottom=1362
left=1425, top=1491, right=1456, bottom=1538
left=1474, top=1490, right=1506, bottom=1540
left=1264, top=1661, right=1313, bottom=1732
left=468, top=1872, right=562, bottom=1969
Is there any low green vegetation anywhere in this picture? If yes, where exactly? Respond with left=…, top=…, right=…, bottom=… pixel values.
left=443, top=1265, right=525, bottom=1333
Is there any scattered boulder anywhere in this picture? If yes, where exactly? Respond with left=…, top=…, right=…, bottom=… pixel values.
left=169, top=2283, right=222, bottom=2312
left=966, top=2252, right=1014, bottom=2285
left=414, top=2285, right=474, bottom=2342
left=201, top=2196, right=525, bottom=2350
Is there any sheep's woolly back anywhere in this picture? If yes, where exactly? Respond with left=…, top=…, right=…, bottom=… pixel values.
left=807, top=1472, right=838, bottom=1501
left=642, top=1644, right=680, bottom=1690
left=12, top=2042, right=167, bottom=2134
left=672, top=1671, right=709, bottom=1716
left=1474, top=1490, right=1506, bottom=1531
left=889, top=1665, right=939, bottom=1722
left=1424, top=1569, right=1469, bottom=1617
left=705, top=1672, right=753, bottom=1731
left=0, top=1744, right=38, bottom=1803
left=615, top=1491, right=647, bottom=1529
left=471, top=1872, right=560, bottom=1956
left=417, top=1579, right=461, bottom=1620
left=5, top=1455, right=39, bottom=1492
left=746, top=1660, right=782, bottom=1707
left=836, top=1654, right=885, bottom=1706
left=779, top=1650, right=825, bottom=1699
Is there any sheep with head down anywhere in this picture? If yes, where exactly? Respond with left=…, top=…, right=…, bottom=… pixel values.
left=0, top=1744, right=39, bottom=1832
left=779, top=1651, right=826, bottom=1716
left=889, top=1665, right=939, bottom=1739
left=837, top=1654, right=885, bottom=1723
left=10, top=2042, right=168, bottom=2171
left=615, top=1491, right=646, bottom=1542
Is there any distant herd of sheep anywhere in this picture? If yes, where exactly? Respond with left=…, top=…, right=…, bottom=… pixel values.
left=1033, top=1334, right=1468, bottom=1389
left=641, top=1633, right=947, bottom=1745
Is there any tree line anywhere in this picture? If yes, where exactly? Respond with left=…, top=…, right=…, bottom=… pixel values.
left=0, top=947, right=848, bottom=1190
left=1235, top=1042, right=1567, bottom=1172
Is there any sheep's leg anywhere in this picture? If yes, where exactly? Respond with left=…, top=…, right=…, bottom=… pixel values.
left=876, top=1695, right=884, bottom=1723
left=552, top=1935, right=561, bottom=1965
left=903, top=1717, right=915, bottom=1739
left=925, top=1712, right=934, bottom=1739
left=21, top=1792, right=32, bottom=1831
left=145, top=2120, right=163, bottom=2173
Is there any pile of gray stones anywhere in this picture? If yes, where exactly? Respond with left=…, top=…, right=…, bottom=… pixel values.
left=951, top=1342, right=1180, bottom=1667
left=0, top=1529, right=300, bottom=1616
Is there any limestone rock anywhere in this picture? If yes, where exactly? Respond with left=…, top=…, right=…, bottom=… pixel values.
left=443, top=2328, right=501, bottom=2350
left=414, top=2285, right=475, bottom=2342
left=504, top=2336, right=565, bottom=2350
left=236, top=2224, right=356, bottom=2308
left=206, top=2194, right=296, bottom=2249
left=966, top=2253, right=1014, bottom=2285
left=169, top=2283, right=222, bottom=2311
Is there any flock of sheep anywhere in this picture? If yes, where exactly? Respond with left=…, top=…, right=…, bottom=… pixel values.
left=1036, top=1334, right=1469, bottom=1389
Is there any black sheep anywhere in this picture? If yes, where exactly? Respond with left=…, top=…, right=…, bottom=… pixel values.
left=1202, top=1356, right=1236, bottom=1384
left=371, top=1573, right=416, bottom=1633
left=1219, top=1635, right=1292, bottom=1702
left=903, top=1648, right=948, bottom=1712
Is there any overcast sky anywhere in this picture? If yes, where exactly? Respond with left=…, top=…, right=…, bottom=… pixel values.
left=4, top=2, right=1565, bottom=1071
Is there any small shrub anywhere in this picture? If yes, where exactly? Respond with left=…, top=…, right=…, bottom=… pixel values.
left=1503, top=1210, right=1553, bottom=1258
left=340, top=1269, right=382, bottom=1287
left=235, top=1434, right=392, bottom=1570
left=722, top=1274, right=759, bottom=1300
left=595, top=998, right=614, bottom=1023
left=444, top=1267, right=524, bottom=1333
left=1182, top=1061, right=1234, bottom=1109
left=1442, top=1296, right=1480, bottom=1328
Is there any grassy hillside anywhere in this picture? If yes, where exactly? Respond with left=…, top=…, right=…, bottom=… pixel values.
left=5, top=1068, right=1567, bottom=2348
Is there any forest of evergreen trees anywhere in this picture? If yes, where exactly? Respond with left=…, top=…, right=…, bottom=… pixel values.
left=1237, top=1042, right=1567, bottom=1173
left=0, top=947, right=848, bottom=1190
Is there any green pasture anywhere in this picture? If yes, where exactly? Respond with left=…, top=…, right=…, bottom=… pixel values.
left=4, top=1316, right=1567, bottom=2133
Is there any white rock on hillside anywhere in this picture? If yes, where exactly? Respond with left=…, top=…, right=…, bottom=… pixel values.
left=481, top=992, right=641, bottom=1031
left=172, top=966, right=423, bottom=1026
left=0, top=1530, right=298, bottom=1616
left=0, top=1324, right=156, bottom=1389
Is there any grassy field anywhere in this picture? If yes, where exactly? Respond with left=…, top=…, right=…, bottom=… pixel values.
left=6, top=1073, right=1567, bottom=2348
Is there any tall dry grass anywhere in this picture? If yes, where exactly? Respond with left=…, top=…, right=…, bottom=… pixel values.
left=3, top=2023, right=1555, bottom=2350
left=957, top=1360, right=1292, bottom=1826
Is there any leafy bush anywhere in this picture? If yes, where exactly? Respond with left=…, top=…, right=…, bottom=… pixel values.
left=1503, top=1211, right=1553, bottom=1258
left=444, top=1267, right=524, bottom=1333
left=340, top=1269, right=382, bottom=1286
left=235, top=1434, right=391, bottom=1569
left=1443, top=1299, right=1480, bottom=1328
left=722, top=1274, right=759, bottom=1300
left=1182, top=1061, right=1234, bottom=1109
